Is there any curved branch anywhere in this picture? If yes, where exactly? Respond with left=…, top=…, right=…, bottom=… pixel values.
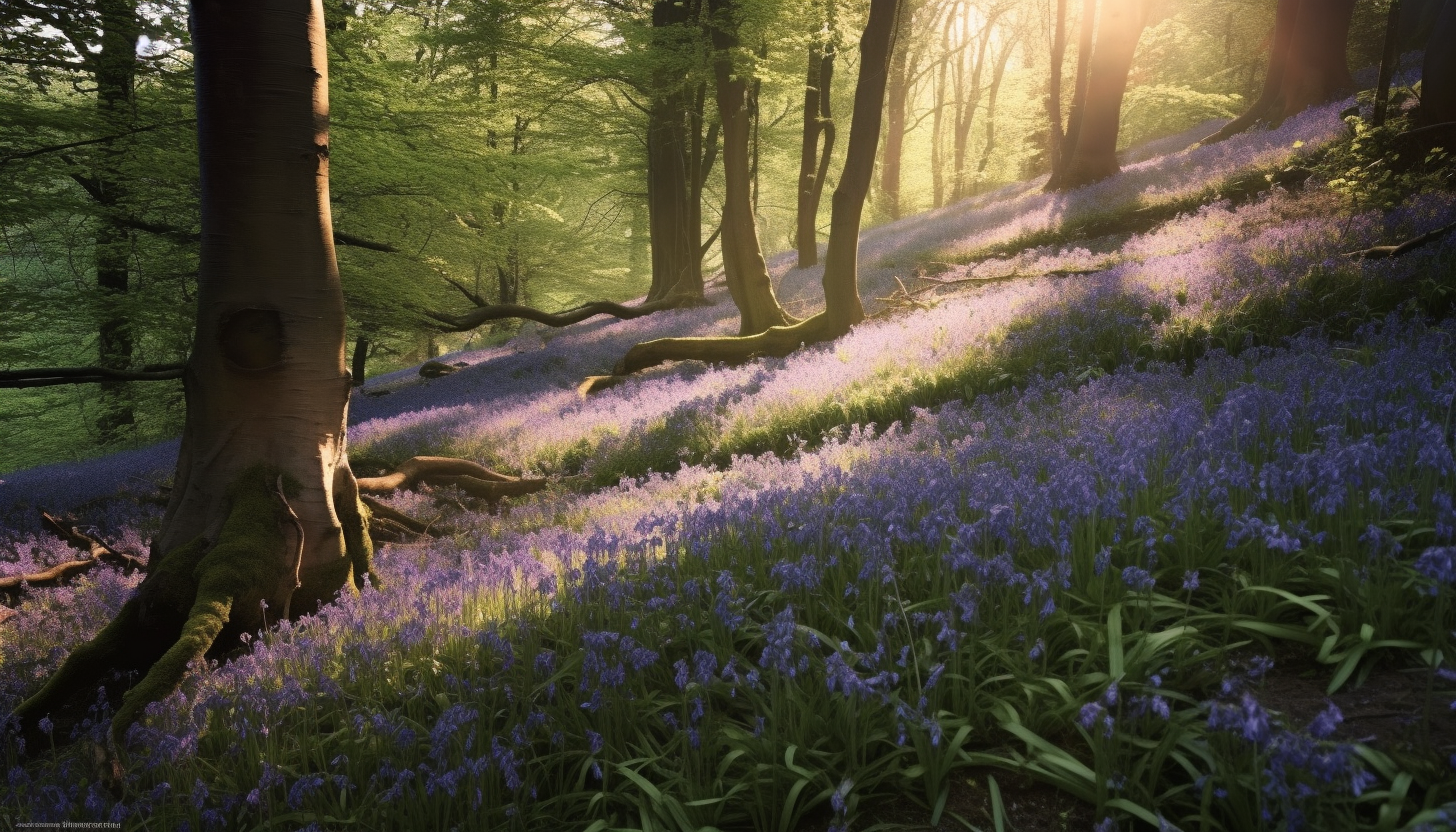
left=1, top=512, right=145, bottom=601
left=426, top=295, right=693, bottom=333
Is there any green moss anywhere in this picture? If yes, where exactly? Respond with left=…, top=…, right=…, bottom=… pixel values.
left=338, top=490, right=379, bottom=590
left=111, top=465, right=292, bottom=745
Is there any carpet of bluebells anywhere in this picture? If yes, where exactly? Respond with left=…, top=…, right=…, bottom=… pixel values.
left=4, top=100, right=1456, bottom=831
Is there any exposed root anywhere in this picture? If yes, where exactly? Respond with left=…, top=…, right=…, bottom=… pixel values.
left=426, top=291, right=701, bottom=333
left=360, top=494, right=443, bottom=538
left=1345, top=220, right=1456, bottom=259
left=583, top=313, right=845, bottom=393
left=355, top=456, right=548, bottom=504
left=1, top=512, right=146, bottom=602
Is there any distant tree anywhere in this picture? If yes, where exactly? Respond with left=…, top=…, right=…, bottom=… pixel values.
left=1199, top=0, right=1355, bottom=145
left=795, top=0, right=838, bottom=268
left=708, top=0, right=797, bottom=335
left=1048, top=0, right=1149, bottom=190
left=584, top=0, right=902, bottom=386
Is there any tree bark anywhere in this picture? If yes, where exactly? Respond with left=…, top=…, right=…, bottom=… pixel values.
left=879, top=0, right=913, bottom=220
left=973, top=29, right=1017, bottom=188
left=1200, top=0, right=1355, bottom=145
left=592, top=0, right=900, bottom=386
left=1422, top=0, right=1456, bottom=125
left=795, top=14, right=835, bottom=269
left=1046, top=0, right=1068, bottom=179
left=1052, top=0, right=1149, bottom=190
left=646, top=0, right=705, bottom=300
left=1046, top=0, right=1096, bottom=190
left=13, top=0, right=369, bottom=747
left=1372, top=0, right=1402, bottom=127
left=708, top=0, right=794, bottom=335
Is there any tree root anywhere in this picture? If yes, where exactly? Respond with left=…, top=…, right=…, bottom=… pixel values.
left=355, top=456, right=548, bottom=503
left=1345, top=220, right=1456, bottom=259
left=582, top=313, right=846, bottom=394
left=0, top=512, right=146, bottom=602
left=426, top=286, right=704, bottom=333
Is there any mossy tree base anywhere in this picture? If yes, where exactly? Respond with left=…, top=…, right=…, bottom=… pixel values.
left=11, top=465, right=374, bottom=751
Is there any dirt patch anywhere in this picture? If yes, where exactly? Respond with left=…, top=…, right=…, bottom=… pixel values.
left=799, top=769, right=1095, bottom=832
left=1258, top=647, right=1456, bottom=764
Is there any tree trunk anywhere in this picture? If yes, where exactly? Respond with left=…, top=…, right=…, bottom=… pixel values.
left=646, top=2, right=695, bottom=300
left=951, top=20, right=990, bottom=202
left=597, top=0, right=900, bottom=384
left=795, top=18, right=835, bottom=269
left=1053, top=0, right=1148, bottom=190
left=973, top=31, right=1017, bottom=187
left=1046, top=0, right=1068, bottom=180
left=94, top=0, right=141, bottom=443
left=1421, top=0, right=1456, bottom=125
left=708, top=0, right=793, bottom=335
left=1372, top=0, right=1402, bottom=127
left=879, top=0, right=913, bottom=220
left=1200, top=0, right=1354, bottom=145
left=14, top=0, right=371, bottom=747
left=1047, top=0, right=1095, bottom=190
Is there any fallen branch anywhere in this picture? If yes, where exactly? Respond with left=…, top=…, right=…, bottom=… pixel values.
left=426, top=294, right=699, bottom=333
left=360, top=495, right=443, bottom=538
left=1, top=512, right=145, bottom=601
left=0, top=363, right=186, bottom=389
left=355, top=456, right=548, bottom=504
left=1345, top=219, right=1456, bottom=259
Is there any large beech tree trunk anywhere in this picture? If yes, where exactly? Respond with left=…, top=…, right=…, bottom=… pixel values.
left=14, top=0, right=369, bottom=747
left=646, top=0, right=708, bottom=300
left=1422, top=1, right=1456, bottom=125
left=709, top=0, right=794, bottom=335
left=590, top=0, right=900, bottom=385
left=1045, top=0, right=1068, bottom=179
left=1051, top=0, right=1148, bottom=190
left=1200, top=0, right=1355, bottom=145
left=796, top=23, right=836, bottom=269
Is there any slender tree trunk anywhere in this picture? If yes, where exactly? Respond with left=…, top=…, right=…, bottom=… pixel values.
left=1046, top=0, right=1096, bottom=190
left=1373, top=0, right=1401, bottom=127
left=879, top=0, right=913, bottom=220
left=602, top=0, right=901, bottom=381
left=1046, top=0, right=1068, bottom=179
left=931, top=23, right=949, bottom=207
left=792, top=14, right=838, bottom=266
left=1423, top=0, right=1456, bottom=125
left=974, top=32, right=1017, bottom=187
left=94, top=0, right=140, bottom=443
left=708, top=0, right=793, bottom=335
left=1053, top=0, right=1148, bottom=190
left=951, top=21, right=990, bottom=201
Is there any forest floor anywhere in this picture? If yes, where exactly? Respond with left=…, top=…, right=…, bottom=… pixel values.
left=4, top=101, right=1456, bottom=831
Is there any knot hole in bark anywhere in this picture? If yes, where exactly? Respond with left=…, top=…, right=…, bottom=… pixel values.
left=220, top=308, right=285, bottom=371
